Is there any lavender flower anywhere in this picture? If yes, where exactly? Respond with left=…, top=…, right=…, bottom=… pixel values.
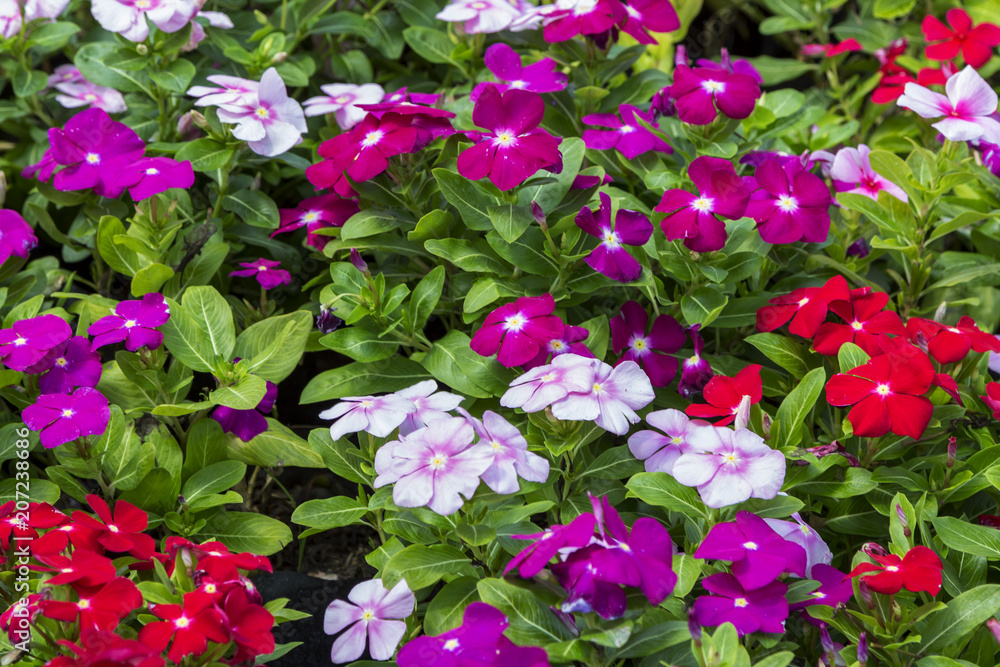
left=898, top=66, right=1000, bottom=143
left=459, top=409, right=549, bottom=494
left=435, top=0, right=530, bottom=33
left=53, top=81, right=127, bottom=114
left=320, top=394, right=416, bottom=441
left=501, top=351, right=595, bottom=414
left=204, top=68, right=307, bottom=157
left=628, top=409, right=699, bottom=475
left=324, top=579, right=414, bottom=663
left=304, top=83, right=385, bottom=129
left=395, top=380, right=463, bottom=436
left=550, top=358, right=655, bottom=435
left=90, top=0, right=198, bottom=42
left=764, top=513, right=832, bottom=577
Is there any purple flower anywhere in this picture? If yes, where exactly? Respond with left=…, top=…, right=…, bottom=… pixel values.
left=90, top=0, right=196, bottom=41
left=22, top=387, right=111, bottom=449
left=621, top=0, right=679, bottom=44
left=188, top=75, right=259, bottom=108
left=316, top=305, right=343, bottom=334
left=678, top=324, right=713, bottom=397
left=30, top=336, right=102, bottom=394
left=792, top=564, right=853, bottom=615
left=47, top=108, right=146, bottom=198
left=435, top=0, right=531, bottom=33
left=692, top=573, right=789, bottom=636
left=22, top=151, right=58, bottom=183
left=981, top=141, right=1000, bottom=177
left=610, top=301, right=685, bottom=387
left=847, top=238, right=871, bottom=258
left=457, top=86, right=562, bottom=192
left=628, top=409, right=699, bottom=474
left=88, top=293, right=170, bottom=351
left=395, top=380, right=464, bottom=436
left=582, top=105, right=672, bottom=159
left=303, top=83, right=385, bottom=129
left=764, top=513, right=832, bottom=577
left=273, top=194, right=359, bottom=252
left=114, top=157, right=195, bottom=201
left=540, top=0, right=626, bottom=42
left=48, top=65, right=83, bottom=87
left=213, top=68, right=307, bottom=157
left=397, top=602, right=549, bottom=667
left=500, top=353, right=595, bottom=413
left=324, top=578, right=414, bottom=663
left=694, top=511, right=807, bottom=590
left=746, top=159, right=832, bottom=244
left=53, top=81, right=126, bottom=114
left=897, top=66, right=1000, bottom=143
left=320, top=394, right=417, bottom=441
left=471, top=44, right=568, bottom=101
left=229, top=258, right=291, bottom=290
left=373, top=417, right=493, bottom=515
left=384, top=88, right=441, bottom=105
left=523, top=323, right=593, bottom=369
left=505, top=513, right=597, bottom=578
left=669, top=65, right=761, bottom=125
left=830, top=144, right=907, bottom=202
left=0, top=315, right=72, bottom=371
left=459, top=408, right=549, bottom=494
left=0, top=210, right=39, bottom=265
left=470, top=293, right=564, bottom=368
left=211, top=380, right=277, bottom=442
left=550, top=358, right=655, bottom=435
left=671, top=427, right=786, bottom=508
left=576, top=192, right=653, bottom=283
left=655, top=156, right=750, bottom=252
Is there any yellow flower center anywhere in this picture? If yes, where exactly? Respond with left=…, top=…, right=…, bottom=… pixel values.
left=692, top=197, right=713, bottom=212
left=733, top=597, right=748, bottom=608
left=85, top=153, right=100, bottom=165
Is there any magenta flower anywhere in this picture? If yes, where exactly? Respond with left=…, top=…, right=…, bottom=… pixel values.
left=523, top=323, right=593, bottom=369
left=470, top=293, right=563, bottom=368
left=541, top=0, right=626, bottom=42
left=324, top=579, right=414, bottom=663
left=114, top=157, right=195, bottom=202
left=47, top=108, right=146, bottom=198
left=471, top=43, right=568, bottom=101
left=500, top=352, right=595, bottom=412
left=505, top=513, right=597, bottom=578
left=897, top=66, right=1000, bottom=143
left=581, top=105, right=672, bottom=159
left=678, top=324, right=713, bottom=397
left=621, top=0, right=679, bottom=43
left=53, top=81, right=126, bottom=114
left=397, top=602, right=549, bottom=667
left=671, top=427, right=786, bottom=508
left=575, top=192, right=652, bottom=283
left=435, top=0, right=530, bottom=33
left=214, top=68, right=307, bottom=157
left=304, top=83, right=385, bottom=129
left=211, top=380, right=277, bottom=442
left=655, top=156, right=750, bottom=252
left=764, top=514, right=832, bottom=577
left=90, top=0, right=197, bottom=41
left=693, top=573, right=789, bottom=636
left=321, top=394, right=416, bottom=441
left=746, top=159, right=832, bottom=244
left=694, top=48, right=764, bottom=84
left=457, top=86, right=562, bottom=192
left=373, top=417, right=493, bottom=515
left=694, top=511, right=808, bottom=589
left=229, top=258, right=291, bottom=290
left=384, top=88, right=440, bottom=105
left=31, top=336, right=102, bottom=395
left=88, top=293, right=170, bottom=351
left=188, top=75, right=259, bottom=108
left=460, top=409, right=549, bottom=494
left=792, top=564, right=853, bottom=614
left=0, top=210, right=38, bottom=265
left=628, top=409, right=699, bottom=474
left=610, top=301, right=685, bottom=387
left=550, top=358, right=655, bottom=435
left=0, top=315, right=72, bottom=371
left=22, top=387, right=111, bottom=449
left=669, top=65, right=761, bottom=125
left=273, top=194, right=359, bottom=251
left=830, top=144, right=907, bottom=202
left=395, top=380, right=463, bottom=436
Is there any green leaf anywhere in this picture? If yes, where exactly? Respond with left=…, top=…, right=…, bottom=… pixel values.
left=919, top=585, right=1000, bottom=653
left=612, top=621, right=689, bottom=659
left=579, top=446, right=643, bottom=480
left=175, top=139, right=235, bottom=172
left=181, top=461, right=247, bottom=506
left=119, top=468, right=175, bottom=514
left=27, top=21, right=79, bottom=53
left=320, top=327, right=399, bottom=362
left=341, top=209, right=406, bottom=239
left=744, top=56, right=816, bottom=85
left=291, top=497, right=368, bottom=530
left=477, top=578, right=572, bottom=645
left=149, top=59, right=197, bottom=93
left=231, top=419, right=325, bottom=468
left=382, top=545, right=477, bottom=590
left=13, top=70, right=48, bottom=97
left=456, top=523, right=497, bottom=546
left=402, top=26, right=462, bottom=66
left=234, top=311, right=313, bottom=383
left=102, top=429, right=155, bottom=492
left=488, top=204, right=534, bottom=244
left=97, top=216, right=141, bottom=276
left=75, top=42, right=150, bottom=93
left=195, top=511, right=293, bottom=556
left=210, top=374, right=267, bottom=409
left=409, top=265, right=445, bottom=332
left=301, top=358, right=431, bottom=403
left=314, top=429, right=370, bottom=484
left=773, top=367, right=826, bottom=448
left=837, top=342, right=871, bottom=372
left=422, top=330, right=512, bottom=397
left=933, top=516, right=1000, bottom=559
left=424, top=577, right=480, bottom=636
left=162, top=287, right=236, bottom=373
left=433, top=168, right=497, bottom=231
left=222, top=190, right=280, bottom=229
left=873, top=0, right=915, bottom=21
left=681, top=286, right=728, bottom=328
left=745, top=333, right=811, bottom=379
left=425, top=238, right=509, bottom=274
left=626, top=472, right=706, bottom=518
left=131, top=263, right=175, bottom=296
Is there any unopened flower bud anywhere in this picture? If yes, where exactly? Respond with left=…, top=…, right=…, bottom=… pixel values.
left=0, top=170, right=6, bottom=209
left=674, top=44, right=688, bottom=67
left=846, top=238, right=870, bottom=258
left=189, top=110, right=209, bottom=131
left=986, top=618, right=1000, bottom=645
left=896, top=503, right=911, bottom=537
left=531, top=201, right=547, bottom=229
left=858, top=580, right=875, bottom=609
left=819, top=624, right=834, bottom=654
left=350, top=248, right=369, bottom=274
left=858, top=632, right=868, bottom=666
left=947, top=436, right=957, bottom=468
left=687, top=609, right=702, bottom=645
left=271, top=51, right=288, bottom=64
left=761, top=412, right=772, bottom=440
left=136, top=43, right=148, bottom=55
left=251, top=173, right=262, bottom=190
left=934, top=301, right=948, bottom=322
left=733, top=394, right=752, bottom=431
left=862, top=542, right=888, bottom=558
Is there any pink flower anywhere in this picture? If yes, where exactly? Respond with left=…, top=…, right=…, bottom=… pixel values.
left=678, top=324, right=713, bottom=397
left=0, top=315, right=71, bottom=371
left=273, top=194, right=359, bottom=251
left=457, top=85, right=562, bottom=192
left=550, top=358, right=655, bottom=435
left=897, top=66, right=1000, bottom=143
left=303, top=83, right=385, bottom=129
left=188, top=74, right=258, bottom=107
left=435, top=0, right=532, bottom=33
left=610, top=301, right=685, bottom=387
left=321, top=394, right=417, bottom=441
left=214, top=68, right=307, bottom=157
left=212, top=379, right=277, bottom=442
left=22, top=387, right=111, bottom=449
left=384, top=88, right=440, bottom=105
left=471, top=43, right=568, bottom=101
left=655, top=156, right=750, bottom=252
left=90, top=0, right=198, bottom=42
left=628, top=408, right=701, bottom=474
left=460, top=408, right=550, bottom=494
left=395, top=380, right=464, bottom=436
left=47, top=108, right=146, bottom=197
left=182, top=10, right=234, bottom=51
left=582, top=104, right=671, bottom=159
left=746, top=158, right=832, bottom=244
left=471, top=293, right=564, bottom=368
left=48, top=64, right=83, bottom=87
left=31, top=336, right=103, bottom=394
left=88, top=292, right=170, bottom=351
left=324, top=579, right=414, bottom=663
left=541, top=0, right=626, bottom=42
left=764, top=513, right=833, bottom=577
left=373, top=417, right=493, bottom=515
left=114, top=157, right=196, bottom=201
left=830, top=144, right=907, bottom=202
left=801, top=39, right=862, bottom=57
left=229, top=258, right=291, bottom=290
left=669, top=65, right=760, bottom=125
left=693, top=573, right=788, bottom=636
left=53, top=81, right=126, bottom=114
left=695, top=511, right=808, bottom=589
left=576, top=192, right=653, bottom=283
left=0, top=209, right=38, bottom=265
left=621, top=0, right=679, bottom=44
left=500, top=352, right=595, bottom=412
left=505, top=513, right=597, bottom=577
left=693, top=48, right=763, bottom=84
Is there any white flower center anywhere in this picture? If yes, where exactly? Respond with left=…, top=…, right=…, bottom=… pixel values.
left=335, top=95, right=351, bottom=104
left=742, top=541, right=758, bottom=550
left=78, top=599, right=91, bottom=609
left=702, top=80, right=726, bottom=93
left=541, top=373, right=555, bottom=382
left=776, top=195, right=799, bottom=212
left=602, top=230, right=621, bottom=248
left=619, top=125, right=635, bottom=134
left=592, top=383, right=603, bottom=393
left=256, top=107, right=270, bottom=119
left=303, top=211, right=320, bottom=222
left=108, top=524, right=120, bottom=533
left=429, top=455, right=448, bottom=469
left=257, top=264, right=268, bottom=272
left=362, top=610, right=374, bottom=620
left=691, top=197, right=714, bottom=212
left=876, top=384, right=891, bottom=396
left=362, top=130, right=384, bottom=147
left=885, top=565, right=899, bottom=572
left=12, top=337, right=26, bottom=346
left=124, top=319, right=137, bottom=328
left=85, top=153, right=100, bottom=165
left=798, top=297, right=809, bottom=307
left=84, top=93, right=97, bottom=101
left=494, top=131, right=517, bottom=147
left=509, top=80, right=527, bottom=89
left=444, top=638, right=461, bottom=650
left=671, top=436, right=683, bottom=444
left=490, top=440, right=502, bottom=450
left=733, top=597, right=748, bottom=607
left=61, top=409, right=75, bottom=418
left=504, top=314, right=525, bottom=331
left=145, top=168, right=159, bottom=176
left=175, top=616, right=190, bottom=628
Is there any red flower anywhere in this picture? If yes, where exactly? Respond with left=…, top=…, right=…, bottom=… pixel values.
left=165, top=537, right=273, bottom=575
left=916, top=61, right=959, bottom=86
left=825, top=345, right=935, bottom=438
left=801, top=39, right=863, bottom=57
left=49, top=628, right=165, bottom=667
left=140, top=592, right=230, bottom=664
left=34, top=548, right=117, bottom=587
left=38, top=578, right=142, bottom=631
left=221, top=588, right=276, bottom=662
left=756, top=275, right=850, bottom=337
left=906, top=316, right=1000, bottom=364
left=923, top=9, right=1000, bottom=69
left=31, top=519, right=101, bottom=556
left=0, top=501, right=66, bottom=550
left=981, top=381, right=1000, bottom=419
left=872, top=39, right=914, bottom=104
left=812, top=288, right=906, bottom=356
left=72, top=494, right=155, bottom=560
left=685, top=364, right=763, bottom=426
left=847, top=545, right=942, bottom=595
left=932, top=373, right=962, bottom=404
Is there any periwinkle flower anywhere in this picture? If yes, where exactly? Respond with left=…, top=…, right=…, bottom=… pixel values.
left=29, top=336, right=102, bottom=394
left=213, top=68, right=307, bottom=157
left=692, top=573, right=788, bottom=636
left=53, top=81, right=127, bottom=114
left=46, top=108, right=146, bottom=197
left=656, top=156, right=750, bottom=252
left=0, top=209, right=38, bottom=266
left=897, top=66, right=1000, bottom=143
left=610, top=301, right=685, bottom=387
left=320, top=394, right=416, bottom=441
left=304, top=83, right=385, bottom=129
left=470, top=293, right=563, bottom=368
left=460, top=408, right=549, bottom=494
left=746, top=159, right=833, bottom=244
left=395, top=380, right=463, bottom=436
left=694, top=511, right=807, bottom=590
left=678, top=324, right=713, bottom=397
left=90, top=0, right=197, bottom=42
left=829, top=144, right=907, bottom=203
left=500, top=352, right=595, bottom=412
left=274, top=194, right=359, bottom=252
left=550, top=358, right=655, bottom=435
left=582, top=105, right=672, bottom=160
left=628, top=408, right=699, bottom=474
left=113, top=157, right=195, bottom=202
left=471, top=43, right=568, bottom=101
left=324, top=579, right=414, bottom=663
left=669, top=65, right=761, bottom=125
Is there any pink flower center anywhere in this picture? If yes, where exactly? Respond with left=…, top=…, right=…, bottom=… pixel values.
left=691, top=197, right=714, bottom=213
left=84, top=93, right=97, bottom=101
left=362, top=130, right=384, bottom=147
left=875, top=383, right=891, bottom=396
left=776, top=195, right=799, bottom=212
left=701, top=80, right=726, bottom=94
